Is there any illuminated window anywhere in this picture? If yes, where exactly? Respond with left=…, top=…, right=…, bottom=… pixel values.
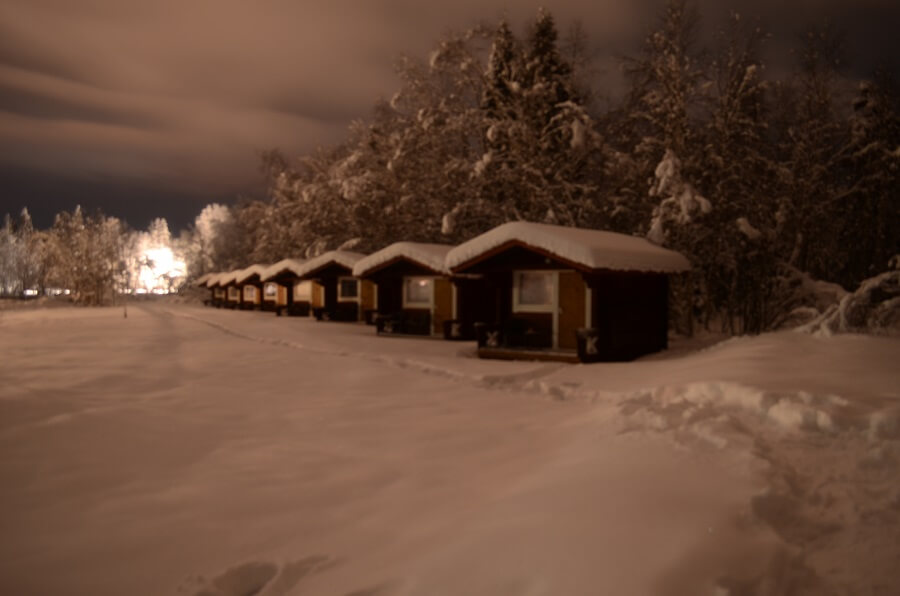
left=338, top=277, right=358, bottom=300
left=243, top=286, right=256, bottom=300
left=264, top=282, right=278, bottom=298
left=403, top=277, right=433, bottom=307
left=513, top=271, right=554, bottom=312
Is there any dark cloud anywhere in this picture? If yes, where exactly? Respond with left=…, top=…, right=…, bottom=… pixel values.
left=0, top=0, right=897, bottom=231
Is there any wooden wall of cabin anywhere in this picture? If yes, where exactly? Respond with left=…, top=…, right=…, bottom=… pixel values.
left=587, top=272, right=668, bottom=360
left=433, top=278, right=453, bottom=335
left=311, top=282, right=324, bottom=308
left=360, top=280, right=376, bottom=314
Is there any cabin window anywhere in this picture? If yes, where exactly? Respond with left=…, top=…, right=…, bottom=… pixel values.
left=243, top=286, right=256, bottom=300
left=227, top=287, right=239, bottom=300
left=214, top=288, right=225, bottom=298
left=264, top=282, right=277, bottom=298
left=293, top=280, right=311, bottom=301
left=338, top=277, right=358, bottom=301
left=513, top=271, right=554, bottom=312
left=403, top=277, right=433, bottom=308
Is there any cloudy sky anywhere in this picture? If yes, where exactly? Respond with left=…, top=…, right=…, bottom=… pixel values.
left=1, top=0, right=897, bottom=231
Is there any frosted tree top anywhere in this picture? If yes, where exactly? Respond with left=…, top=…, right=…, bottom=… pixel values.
left=446, top=222, right=691, bottom=273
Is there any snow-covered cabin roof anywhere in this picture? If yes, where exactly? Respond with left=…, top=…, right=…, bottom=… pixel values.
left=194, top=273, right=213, bottom=287
left=446, top=221, right=691, bottom=274
left=292, top=251, right=367, bottom=279
left=352, top=242, right=454, bottom=278
left=234, top=264, right=269, bottom=285
left=211, top=271, right=236, bottom=287
left=261, top=258, right=307, bottom=282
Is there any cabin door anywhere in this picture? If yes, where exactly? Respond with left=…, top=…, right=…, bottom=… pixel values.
left=557, top=271, right=586, bottom=350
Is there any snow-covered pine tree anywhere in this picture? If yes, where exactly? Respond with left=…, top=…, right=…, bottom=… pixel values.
left=612, top=0, right=705, bottom=235
left=773, top=24, right=849, bottom=283
left=699, top=13, right=781, bottom=333
left=0, top=213, right=20, bottom=295
left=468, top=10, right=600, bottom=232
left=836, top=72, right=900, bottom=285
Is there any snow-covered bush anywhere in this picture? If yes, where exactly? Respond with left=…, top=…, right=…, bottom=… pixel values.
left=798, top=268, right=900, bottom=336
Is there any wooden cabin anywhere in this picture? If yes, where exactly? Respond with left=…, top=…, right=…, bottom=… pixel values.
left=206, top=273, right=228, bottom=307
left=446, top=221, right=690, bottom=362
left=352, top=242, right=487, bottom=339
left=260, top=259, right=316, bottom=316
left=219, top=271, right=242, bottom=309
left=293, top=251, right=375, bottom=322
left=234, top=265, right=268, bottom=310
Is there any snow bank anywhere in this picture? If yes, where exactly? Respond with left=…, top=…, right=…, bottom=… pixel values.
left=353, top=242, right=453, bottom=277
left=291, top=250, right=367, bottom=278
left=446, top=221, right=691, bottom=273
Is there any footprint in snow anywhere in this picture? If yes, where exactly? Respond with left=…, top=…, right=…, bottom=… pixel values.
left=186, top=555, right=336, bottom=596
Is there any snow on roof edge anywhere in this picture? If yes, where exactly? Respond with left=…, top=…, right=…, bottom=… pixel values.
left=353, top=242, right=454, bottom=277
left=293, top=251, right=367, bottom=279
left=234, top=264, right=270, bottom=284
left=445, top=221, right=690, bottom=274
left=261, top=258, right=307, bottom=282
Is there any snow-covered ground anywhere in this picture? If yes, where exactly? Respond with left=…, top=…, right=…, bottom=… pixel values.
left=0, top=304, right=897, bottom=596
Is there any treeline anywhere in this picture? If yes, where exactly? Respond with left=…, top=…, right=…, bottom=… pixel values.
left=199, top=2, right=897, bottom=334
left=0, top=207, right=181, bottom=304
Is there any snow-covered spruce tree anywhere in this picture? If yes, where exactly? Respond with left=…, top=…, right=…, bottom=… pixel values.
left=697, top=13, right=782, bottom=333
left=772, top=25, right=850, bottom=284
left=377, top=30, right=490, bottom=247
left=13, top=208, right=50, bottom=295
left=618, top=1, right=708, bottom=330
left=611, top=0, right=705, bottom=236
left=464, top=10, right=601, bottom=235
left=0, top=213, right=21, bottom=295
left=835, top=72, right=900, bottom=286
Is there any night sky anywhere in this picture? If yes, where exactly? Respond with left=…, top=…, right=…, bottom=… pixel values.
left=1, top=0, right=897, bottom=232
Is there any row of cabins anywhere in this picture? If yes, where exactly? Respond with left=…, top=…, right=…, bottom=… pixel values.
left=196, top=222, right=690, bottom=363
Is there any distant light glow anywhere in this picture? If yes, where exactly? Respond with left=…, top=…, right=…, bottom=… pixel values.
left=136, top=247, right=186, bottom=294
left=23, top=289, right=38, bottom=296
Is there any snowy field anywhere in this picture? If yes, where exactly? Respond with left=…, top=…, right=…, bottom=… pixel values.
left=0, top=304, right=898, bottom=596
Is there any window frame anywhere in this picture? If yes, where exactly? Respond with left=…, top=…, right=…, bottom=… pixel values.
left=402, top=276, right=435, bottom=309
left=337, top=276, right=359, bottom=302
left=512, top=270, right=556, bottom=313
